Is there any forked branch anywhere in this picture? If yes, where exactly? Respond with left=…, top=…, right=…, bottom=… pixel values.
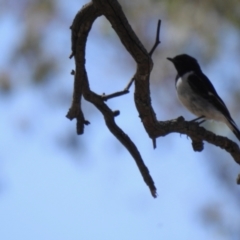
left=67, top=0, right=240, bottom=198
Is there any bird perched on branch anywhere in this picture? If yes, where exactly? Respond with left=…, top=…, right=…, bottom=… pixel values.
left=167, top=54, right=240, bottom=141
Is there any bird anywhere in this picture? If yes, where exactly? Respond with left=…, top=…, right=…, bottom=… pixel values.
left=167, top=54, right=240, bottom=141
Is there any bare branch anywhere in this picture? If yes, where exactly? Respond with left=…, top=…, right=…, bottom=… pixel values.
left=67, top=0, right=240, bottom=196
left=149, top=19, right=161, bottom=57
left=67, top=1, right=157, bottom=197
left=101, top=89, right=129, bottom=101
left=66, top=2, right=100, bottom=134
left=124, top=77, right=135, bottom=91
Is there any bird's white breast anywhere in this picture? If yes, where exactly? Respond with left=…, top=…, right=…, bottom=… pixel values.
left=176, top=71, right=196, bottom=112
left=175, top=71, right=226, bottom=123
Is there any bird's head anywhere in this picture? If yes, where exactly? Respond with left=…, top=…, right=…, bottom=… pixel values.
left=167, top=54, right=201, bottom=75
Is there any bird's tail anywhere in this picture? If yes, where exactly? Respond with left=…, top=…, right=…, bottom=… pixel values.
left=225, top=117, right=240, bottom=141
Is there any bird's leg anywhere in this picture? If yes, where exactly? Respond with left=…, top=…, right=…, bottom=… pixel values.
left=190, top=115, right=205, bottom=125
left=198, top=119, right=206, bottom=125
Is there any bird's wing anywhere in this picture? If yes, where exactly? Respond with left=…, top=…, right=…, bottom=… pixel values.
left=187, top=72, right=232, bottom=118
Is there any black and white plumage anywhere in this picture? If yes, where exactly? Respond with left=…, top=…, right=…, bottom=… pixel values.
left=167, top=54, right=240, bottom=141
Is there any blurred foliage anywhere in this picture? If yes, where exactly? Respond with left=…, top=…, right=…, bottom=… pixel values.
left=113, top=0, right=240, bottom=57
left=1, top=0, right=61, bottom=89
left=1, top=0, right=240, bottom=238
left=1, top=0, right=240, bottom=90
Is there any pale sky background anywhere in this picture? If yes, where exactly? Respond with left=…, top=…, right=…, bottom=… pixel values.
left=0, top=1, right=240, bottom=240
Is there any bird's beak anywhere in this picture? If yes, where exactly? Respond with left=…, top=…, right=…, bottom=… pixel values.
left=167, top=57, right=174, bottom=62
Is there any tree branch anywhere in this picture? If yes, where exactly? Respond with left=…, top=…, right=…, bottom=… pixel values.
left=67, top=1, right=157, bottom=197
left=149, top=19, right=161, bottom=57
left=67, top=0, right=240, bottom=197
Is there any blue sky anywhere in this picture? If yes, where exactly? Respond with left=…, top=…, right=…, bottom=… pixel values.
left=0, top=1, right=240, bottom=239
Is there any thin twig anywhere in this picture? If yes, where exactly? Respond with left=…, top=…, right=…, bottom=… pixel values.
left=149, top=20, right=161, bottom=56
left=102, top=89, right=129, bottom=101
left=124, top=77, right=135, bottom=91
left=152, top=138, right=157, bottom=149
